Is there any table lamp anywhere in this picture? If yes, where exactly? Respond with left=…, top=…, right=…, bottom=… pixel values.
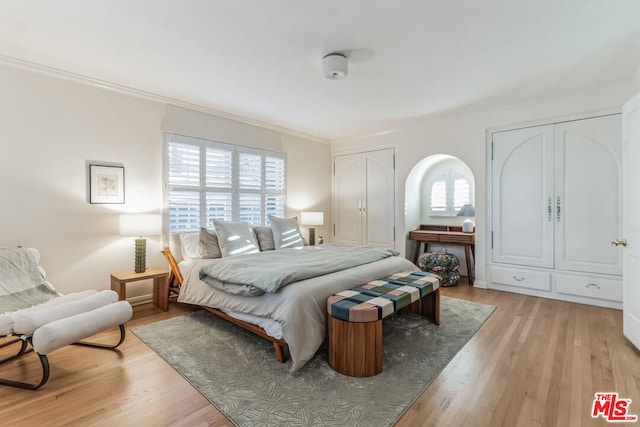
left=119, top=214, right=162, bottom=273
left=456, top=204, right=475, bottom=233
left=300, top=212, right=324, bottom=245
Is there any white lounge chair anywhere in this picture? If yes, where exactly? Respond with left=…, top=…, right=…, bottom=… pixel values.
left=0, top=247, right=132, bottom=390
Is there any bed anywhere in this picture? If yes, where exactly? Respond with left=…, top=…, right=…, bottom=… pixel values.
left=165, top=224, right=418, bottom=372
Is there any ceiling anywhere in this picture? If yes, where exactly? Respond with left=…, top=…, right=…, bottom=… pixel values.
left=1, top=0, right=639, bottom=141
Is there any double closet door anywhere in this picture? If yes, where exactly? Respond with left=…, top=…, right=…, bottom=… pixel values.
left=491, top=114, right=622, bottom=278
left=333, top=148, right=395, bottom=248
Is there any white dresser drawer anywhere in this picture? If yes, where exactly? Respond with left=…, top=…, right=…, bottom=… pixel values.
left=491, top=266, right=551, bottom=291
left=556, top=273, right=622, bottom=302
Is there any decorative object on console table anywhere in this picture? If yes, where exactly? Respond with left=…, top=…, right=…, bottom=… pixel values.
left=119, top=214, right=162, bottom=273
left=301, top=211, right=324, bottom=245
left=456, top=203, right=475, bottom=233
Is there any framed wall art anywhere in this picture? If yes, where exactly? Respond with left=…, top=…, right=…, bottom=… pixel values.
left=89, top=164, right=125, bottom=204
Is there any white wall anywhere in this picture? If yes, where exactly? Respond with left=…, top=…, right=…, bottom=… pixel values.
left=0, top=64, right=332, bottom=298
left=331, top=80, right=639, bottom=287
left=281, top=134, right=332, bottom=242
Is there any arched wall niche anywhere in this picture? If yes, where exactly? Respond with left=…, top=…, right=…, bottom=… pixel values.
left=405, top=154, right=476, bottom=275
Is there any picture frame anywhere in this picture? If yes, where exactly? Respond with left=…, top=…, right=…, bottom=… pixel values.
left=89, top=164, right=125, bottom=204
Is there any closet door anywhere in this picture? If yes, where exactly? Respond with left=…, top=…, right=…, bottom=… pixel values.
left=554, top=114, right=622, bottom=275
left=492, top=125, right=554, bottom=268
left=334, top=153, right=364, bottom=245
left=363, top=149, right=395, bottom=247
left=333, top=149, right=395, bottom=247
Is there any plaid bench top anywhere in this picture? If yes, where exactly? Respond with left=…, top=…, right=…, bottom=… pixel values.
left=327, top=270, right=440, bottom=323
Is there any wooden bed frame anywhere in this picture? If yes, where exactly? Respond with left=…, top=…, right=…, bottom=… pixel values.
left=163, top=247, right=289, bottom=363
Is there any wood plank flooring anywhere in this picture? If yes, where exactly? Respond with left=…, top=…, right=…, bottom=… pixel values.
left=1, top=279, right=638, bottom=426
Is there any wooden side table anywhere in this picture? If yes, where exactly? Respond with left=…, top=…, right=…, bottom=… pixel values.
left=409, top=225, right=475, bottom=285
left=110, top=268, right=169, bottom=311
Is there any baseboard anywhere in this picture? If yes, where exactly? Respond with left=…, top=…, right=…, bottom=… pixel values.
left=473, top=280, right=488, bottom=289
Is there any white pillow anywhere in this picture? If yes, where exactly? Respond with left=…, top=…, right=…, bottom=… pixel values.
left=213, top=220, right=260, bottom=257
left=268, top=216, right=304, bottom=249
left=199, top=228, right=222, bottom=259
left=178, top=232, right=201, bottom=259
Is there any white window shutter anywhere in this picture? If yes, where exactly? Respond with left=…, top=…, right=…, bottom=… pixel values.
left=205, top=192, right=233, bottom=225
left=206, top=147, right=233, bottom=187
left=168, top=190, right=200, bottom=233
left=428, top=168, right=474, bottom=216
left=239, top=193, right=262, bottom=225
left=453, top=177, right=470, bottom=211
left=265, top=156, right=285, bottom=190
left=239, top=153, right=262, bottom=190
left=168, top=142, right=200, bottom=187
left=165, top=133, right=286, bottom=231
left=430, top=180, right=447, bottom=212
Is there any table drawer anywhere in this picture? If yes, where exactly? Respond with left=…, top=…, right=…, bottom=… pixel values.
left=409, top=232, right=440, bottom=242
left=491, top=266, right=551, bottom=291
left=556, top=273, right=622, bottom=302
left=438, top=234, right=473, bottom=244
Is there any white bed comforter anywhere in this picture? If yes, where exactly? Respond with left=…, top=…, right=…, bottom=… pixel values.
left=177, top=254, right=417, bottom=371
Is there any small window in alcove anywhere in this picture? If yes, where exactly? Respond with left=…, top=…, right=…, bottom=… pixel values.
left=428, top=168, right=473, bottom=216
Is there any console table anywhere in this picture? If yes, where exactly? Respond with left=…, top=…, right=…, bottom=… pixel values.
left=409, top=225, right=475, bottom=285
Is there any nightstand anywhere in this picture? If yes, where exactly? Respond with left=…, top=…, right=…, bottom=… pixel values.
left=110, top=267, right=169, bottom=311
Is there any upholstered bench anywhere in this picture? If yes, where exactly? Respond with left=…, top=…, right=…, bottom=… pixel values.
left=326, top=270, right=440, bottom=377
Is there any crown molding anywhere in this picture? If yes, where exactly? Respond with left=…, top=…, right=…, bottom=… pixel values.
left=0, top=53, right=329, bottom=143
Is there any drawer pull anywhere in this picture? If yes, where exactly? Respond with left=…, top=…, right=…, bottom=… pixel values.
left=513, top=275, right=525, bottom=282
left=585, top=283, right=601, bottom=289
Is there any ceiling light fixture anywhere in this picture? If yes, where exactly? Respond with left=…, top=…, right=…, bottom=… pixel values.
left=322, top=53, right=348, bottom=80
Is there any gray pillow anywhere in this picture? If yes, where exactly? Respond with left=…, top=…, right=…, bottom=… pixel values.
left=213, top=220, right=260, bottom=257
left=268, top=216, right=304, bottom=249
left=253, top=226, right=275, bottom=251
left=199, top=228, right=222, bottom=259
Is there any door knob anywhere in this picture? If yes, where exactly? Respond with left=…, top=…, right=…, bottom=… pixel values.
left=611, top=239, right=627, bottom=247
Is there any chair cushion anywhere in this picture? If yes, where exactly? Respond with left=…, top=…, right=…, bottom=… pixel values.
left=0, top=290, right=98, bottom=336
left=327, top=271, right=439, bottom=322
left=31, top=301, right=132, bottom=354
left=13, top=290, right=118, bottom=335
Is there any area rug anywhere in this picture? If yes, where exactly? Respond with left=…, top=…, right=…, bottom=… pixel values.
left=132, top=296, right=495, bottom=426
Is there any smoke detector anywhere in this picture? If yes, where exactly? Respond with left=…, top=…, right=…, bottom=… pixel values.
left=322, top=53, right=348, bottom=80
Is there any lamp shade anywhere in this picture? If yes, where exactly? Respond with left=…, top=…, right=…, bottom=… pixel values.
left=300, top=212, right=324, bottom=226
left=456, top=204, right=475, bottom=217
left=119, top=214, right=162, bottom=237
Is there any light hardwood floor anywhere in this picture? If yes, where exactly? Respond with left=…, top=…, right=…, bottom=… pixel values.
left=1, top=279, right=638, bottom=426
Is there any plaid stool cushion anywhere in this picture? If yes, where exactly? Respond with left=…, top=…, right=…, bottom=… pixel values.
left=327, top=270, right=439, bottom=322
left=417, top=252, right=460, bottom=286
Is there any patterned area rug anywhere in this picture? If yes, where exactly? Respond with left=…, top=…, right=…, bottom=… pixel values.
left=132, top=296, right=495, bottom=426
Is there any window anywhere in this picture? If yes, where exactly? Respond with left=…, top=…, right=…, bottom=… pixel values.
left=428, top=168, right=473, bottom=216
left=164, top=133, right=286, bottom=233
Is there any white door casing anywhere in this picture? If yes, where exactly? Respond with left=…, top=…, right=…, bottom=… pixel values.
left=623, top=92, right=640, bottom=350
